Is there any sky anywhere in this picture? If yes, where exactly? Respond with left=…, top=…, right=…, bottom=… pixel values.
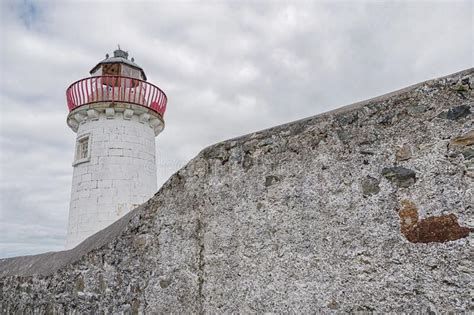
left=0, top=0, right=472, bottom=258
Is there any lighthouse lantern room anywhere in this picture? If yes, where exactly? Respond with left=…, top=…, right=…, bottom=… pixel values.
left=65, top=48, right=167, bottom=249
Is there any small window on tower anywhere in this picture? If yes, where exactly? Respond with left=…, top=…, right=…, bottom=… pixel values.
left=74, top=135, right=91, bottom=165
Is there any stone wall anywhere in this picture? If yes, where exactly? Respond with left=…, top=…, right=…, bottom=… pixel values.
left=1, top=69, right=472, bottom=313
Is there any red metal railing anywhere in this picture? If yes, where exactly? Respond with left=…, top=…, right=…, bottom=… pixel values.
left=66, top=75, right=167, bottom=116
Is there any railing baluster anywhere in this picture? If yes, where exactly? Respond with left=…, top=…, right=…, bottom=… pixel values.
left=66, top=91, right=71, bottom=110
left=77, top=83, right=80, bottom=106
left=106, top=76, right=110, bottom=101
left=159, top=93, right=164, bottom=114
left=144, top=84, right=149, bottom=106
left=151, top=87, right=157, bottom=110
left=159, top=90, right=164, bottom=113
left=75, top=81, right=79, bottom=105
left=157, top=90, right=161, bottom=108
left=162, top=96, right=167, bottom=116
left=120, top=77, right=124, bottom=102
left=149, top=86, right=154, bottom=108
left=112, top=76, right=115, bottom=103
left=73, top=84, right=78, bottom=108
left=85, top=79, right=89, bottom=103
left=95, top=77, right=99, bottom=102
left=146, top=85, right=153, bottom=108
left=132, top=84, right=136, bottom=104
left=80, top=80, right=85, bottom=105
left=66, top=90, right=70, bottom=110
left=82, top=79, right=86, bottom=104
left=162, top=94, right=167, bottom=115
left=81, top=80, right=85, bottom=105
left=127, top=78, right=131, bottom=103
left=70, top=85, right=74, bottom=107
left=103, top=76, right=107, bottom=101
left=143, top=84, right=148, bottom=106
left=158, top=91, right=163, bottom=113
left=137, top=81, right=142, bottom=105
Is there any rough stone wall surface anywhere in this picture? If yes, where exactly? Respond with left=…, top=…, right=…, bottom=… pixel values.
left=67, top=112, right=157, bottom=249
left=1, top=69, right=473, bottom=313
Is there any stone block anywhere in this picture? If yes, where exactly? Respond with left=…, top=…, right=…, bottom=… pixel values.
left=139, top=113, right=150, bottom=123
left=123, top=109, right=134, bottom=120
left=105, top=108, right=115, bottom=119
left=87, top=109, right=99, bottom=120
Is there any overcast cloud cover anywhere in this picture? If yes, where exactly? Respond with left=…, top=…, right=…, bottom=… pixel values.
left=0, top=0, right=472, bottom=258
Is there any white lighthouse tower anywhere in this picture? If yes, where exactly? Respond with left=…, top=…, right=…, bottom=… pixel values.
left=65, top=48, right=167, bottom=249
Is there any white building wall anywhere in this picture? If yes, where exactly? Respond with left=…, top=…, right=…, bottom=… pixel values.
left=66, top=110, right=157, bottom=249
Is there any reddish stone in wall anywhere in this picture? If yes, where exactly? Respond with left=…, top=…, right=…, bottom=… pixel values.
left=398, top=200, right=472, bottom=243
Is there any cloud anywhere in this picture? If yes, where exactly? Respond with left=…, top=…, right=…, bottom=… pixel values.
left=0, top=0, right=472, bottom=258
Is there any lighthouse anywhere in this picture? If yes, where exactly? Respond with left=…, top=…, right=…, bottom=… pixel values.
left=65, top=48, right=167, bottom=249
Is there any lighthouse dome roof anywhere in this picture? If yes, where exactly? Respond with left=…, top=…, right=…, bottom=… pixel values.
left=89, top=48, right=147, bottom=80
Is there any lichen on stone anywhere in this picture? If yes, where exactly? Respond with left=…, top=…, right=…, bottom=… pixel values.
left=438, top=104, right=472, bottom=120
left=381, top=166, right=416, bottom=188
left=395, top=144, right=412, bottom=161
left=449, top=130, right=474, bottom=149
left=361, top=176, right=380, bottom=196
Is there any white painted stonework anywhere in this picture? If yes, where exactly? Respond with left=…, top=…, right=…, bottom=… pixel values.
left=65, top=104, right=163, bottom=249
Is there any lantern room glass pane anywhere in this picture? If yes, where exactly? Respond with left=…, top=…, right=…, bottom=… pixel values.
left=121, top=65, right=142, bottom=79
left=91, top=67, right=102, bottom=76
